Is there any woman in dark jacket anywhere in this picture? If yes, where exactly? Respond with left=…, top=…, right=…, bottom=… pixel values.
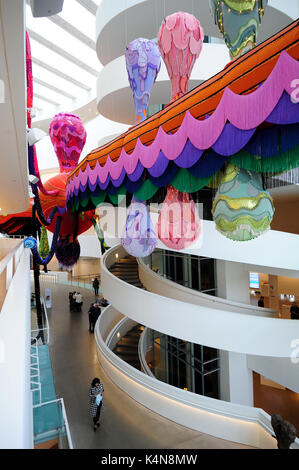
left=89, top=377, right=104, bottom=431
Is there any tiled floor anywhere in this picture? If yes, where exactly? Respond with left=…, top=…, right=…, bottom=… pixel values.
left=40, top=280, right=253, bottom=449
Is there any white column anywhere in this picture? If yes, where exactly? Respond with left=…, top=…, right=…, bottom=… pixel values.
left=268, top=274, right=279, bottom=311
left=217, top=259, right=250, bottom=304
left=217, top=260, right=253, bottom=406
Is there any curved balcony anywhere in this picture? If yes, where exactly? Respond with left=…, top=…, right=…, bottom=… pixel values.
left=94, top=303, right=298, bottom=448
left=96, top=0, right=297, bottom=65
left=101, top=245, right=299, bottom=358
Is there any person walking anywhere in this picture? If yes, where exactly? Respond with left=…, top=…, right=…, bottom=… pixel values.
left=92, top=277, right=100, bottom=296
left=89, top=377, right=104, bottom=431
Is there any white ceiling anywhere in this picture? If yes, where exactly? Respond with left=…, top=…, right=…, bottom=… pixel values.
left=26, top=0, right=101, bottom=123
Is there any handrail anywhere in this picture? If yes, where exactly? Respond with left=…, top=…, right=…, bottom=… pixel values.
left=33, top=398, right=73, bottom=449
left=95, top=304, right=299, bottom=448
left=0, top=241, right=23, bottom=276
left=138, top=327, right=155, bottom=378
left=41, top=295, right=50, bottom=345
left=71, top=273, right=101, bottom=280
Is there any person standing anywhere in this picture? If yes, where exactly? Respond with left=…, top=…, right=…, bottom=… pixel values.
left=88, top=303, right=96, bottom=332
left=75, top=292, right=83, bottom=312
left=290, top=302, right=299, bottom=319
left=89, top=303, right=101, bottom=333
left=258, top=296, right=264, bottom=308
left=89, top=377, right=104, bottom=431
left=92, top=277, right=100, bottom=296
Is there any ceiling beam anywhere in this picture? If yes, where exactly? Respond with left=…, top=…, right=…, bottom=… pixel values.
left=32, top=57, right=91, bottom=91
left=27, top=28, right=98, bottom=77
left=47, top=15, right=96, bottom=50
left=75, top=0, right=98, bottom=16
left=34, top=93, right=60, bottom=107
left=33, top=77, right=76, bottom=100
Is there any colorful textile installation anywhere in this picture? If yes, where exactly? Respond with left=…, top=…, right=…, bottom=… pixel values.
left=158, top=11, right=204, bottom=101
left=38, top=226, right=50, bottom=259
left=35, top=113, right=94, bottom=268
left=125, top=38, right=161, bottom=123
left=64, top=20, right=299, bottom=246
left=209, top=0, right=268, bottom=59
left=156, top=185, right=201, bottom=250
left=66, top=49, right=299, bottom=211
left=49, top=113, right=87, bottom=172
left=212, top=164, right=274, bottom=241
left=26, top=31, right=33, bottom=128
left=38, top=173, right=94, bottom=237
left=92, top=215, right=110, bottom=254
left=121, top=197, right=157, bottom=257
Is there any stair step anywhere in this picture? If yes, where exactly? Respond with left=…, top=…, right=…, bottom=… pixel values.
left=112, top=262, right=138, bottom=267
left=132, top=326, right=144, bottom=332
left=117, top=335, right=140, bottom=342
left=111, top=271, right=139, bottom=276
left=117, top=354, right=139, bottom=361
left=116, top=258, right=137, bottom=264
left=114, top=344, right=137, bottom=351
left=116, top=266, right=138, bottom=270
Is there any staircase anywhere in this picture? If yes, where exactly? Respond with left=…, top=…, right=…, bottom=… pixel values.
left=109, top=255, right=145, bottom=370
left=113, top=324, right=144, bottom=370
left=109, top=255, right=145, bottom=289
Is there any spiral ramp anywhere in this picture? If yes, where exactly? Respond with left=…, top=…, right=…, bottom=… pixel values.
left=94, top=232, right=299, bottom=448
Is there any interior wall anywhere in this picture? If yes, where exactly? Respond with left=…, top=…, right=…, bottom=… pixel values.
left=72, top=257, right=101, bottom=277
left=256, top=271, right=299, bottom=297
left=271, top=197, right=299, bottom=235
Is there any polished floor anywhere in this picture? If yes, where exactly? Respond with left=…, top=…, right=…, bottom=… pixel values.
left=39, top=280, right=252, bottom=449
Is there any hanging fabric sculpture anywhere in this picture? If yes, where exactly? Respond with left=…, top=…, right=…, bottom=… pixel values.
left=121, top=197, right=157, bottom=257
left=156, top=185, right=201, bottom=250
left=158, top=11, right=204, bottom=101
left=209, top=0, right=274, bottom=241
left=26, top=31, right=33, bottom=128
left=154, top=12, right=203, bottom=250
left=125, top=37, right=161, bottom=123
left=38, top=113, right=95, bottom=269
left=209, top=0, right=268, bottom=60
left=92, top=215, right=110, bottom=254
left=212, top=164, right=274, bottom=241
left=38, top=226, right=50, bottom=259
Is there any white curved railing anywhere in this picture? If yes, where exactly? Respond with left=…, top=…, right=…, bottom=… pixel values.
left=95, top=304, right=299, bottom=448
left=95, top=0, right=296, bottom=65
left=138, top=327, right=155, bottom=377
left=138, top=257, right=277, bottom=318
left=101, top=245, right=299, bottom=357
